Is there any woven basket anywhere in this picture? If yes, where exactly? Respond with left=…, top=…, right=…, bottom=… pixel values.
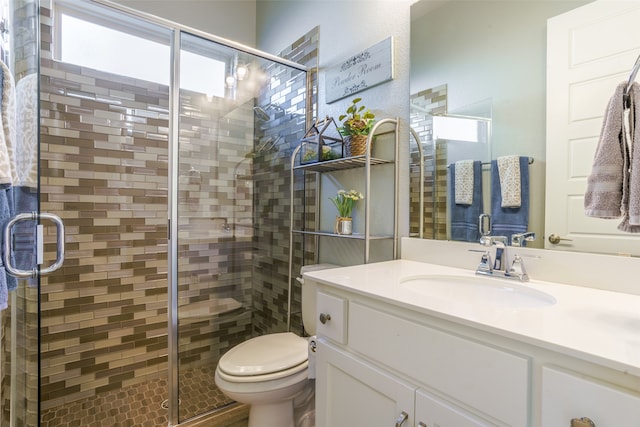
left=347, top=134, right=370, bottom=157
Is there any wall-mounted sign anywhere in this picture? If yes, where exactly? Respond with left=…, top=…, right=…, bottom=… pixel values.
left=326, top=37, right=394, bottom=103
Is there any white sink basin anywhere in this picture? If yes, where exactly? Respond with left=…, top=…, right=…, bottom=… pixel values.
left=400, top=274, right=556, bottom=309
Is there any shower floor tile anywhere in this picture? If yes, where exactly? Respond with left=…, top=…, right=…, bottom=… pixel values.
left=41, top=366, right=233, bottom=427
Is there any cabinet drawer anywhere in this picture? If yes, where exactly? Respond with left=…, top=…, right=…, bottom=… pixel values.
left=316, top=292, right=347, bottom=344
left=416, top=389, right=497, bottom=427
left=542, top=366, right=640, bottom=426
left=349, top=302, right=528, bottom=426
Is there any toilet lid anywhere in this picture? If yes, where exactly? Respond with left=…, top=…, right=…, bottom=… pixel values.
left=218, top=332, right=308, bottom=377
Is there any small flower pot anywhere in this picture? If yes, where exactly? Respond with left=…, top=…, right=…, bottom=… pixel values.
left=334, top=217, right=353, bottom=235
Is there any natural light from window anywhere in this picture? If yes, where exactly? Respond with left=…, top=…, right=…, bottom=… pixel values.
left=60, top=14, right=170, bottom=85
left=180, top=51, right=226, bottom=98
left=59, top=13, right=226, bottom=98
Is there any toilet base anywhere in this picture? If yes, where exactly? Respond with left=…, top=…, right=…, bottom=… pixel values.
left=248, top=400, right=294, bottom=427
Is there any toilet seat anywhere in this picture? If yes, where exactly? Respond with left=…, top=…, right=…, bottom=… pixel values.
left=217, top=332, right=309, bottom=383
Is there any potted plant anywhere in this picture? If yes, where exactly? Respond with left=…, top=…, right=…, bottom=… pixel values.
left=338, top=98, right=376, bottom=157
left=329, top=189, right=364, bottom=235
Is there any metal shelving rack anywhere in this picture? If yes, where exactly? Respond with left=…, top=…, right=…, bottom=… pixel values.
left=286, top=117, right=399, bottom=309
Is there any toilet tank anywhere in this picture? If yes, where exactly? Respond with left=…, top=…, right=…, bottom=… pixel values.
left=299, top=264, right=338, bottom=335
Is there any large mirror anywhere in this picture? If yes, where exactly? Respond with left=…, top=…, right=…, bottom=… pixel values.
left=410, top=0, right=591, bottom=250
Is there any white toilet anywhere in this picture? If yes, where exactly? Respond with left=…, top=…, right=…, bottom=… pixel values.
left=214, top=264, right=333, bottom=427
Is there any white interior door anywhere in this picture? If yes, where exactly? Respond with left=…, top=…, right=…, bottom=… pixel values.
left=546, top=0, right=640, bottom=255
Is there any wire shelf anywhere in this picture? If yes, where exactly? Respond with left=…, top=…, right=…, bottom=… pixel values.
left=295, top=155, right=392, bottom=172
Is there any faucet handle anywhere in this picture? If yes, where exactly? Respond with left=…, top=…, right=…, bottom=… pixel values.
left=511, top=231, right=536, bottom=247
left=476, top=251, right=493, bottom=274
left=507, top=254, right=529, bottom=281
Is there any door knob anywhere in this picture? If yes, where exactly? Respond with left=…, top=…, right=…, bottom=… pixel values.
left=571, top=417, right=595, bottom=427
left=548, top=233, right=573, bottom=244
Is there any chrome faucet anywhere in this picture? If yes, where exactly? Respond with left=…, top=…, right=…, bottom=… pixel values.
left=475, top=215, right=530, bottom=281
left=476, top=234, right=529, bottom=281
left=478, top=235, right=509, bottom=271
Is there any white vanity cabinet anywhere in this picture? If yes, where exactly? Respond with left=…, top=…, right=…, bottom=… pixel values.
left=308, top=258, right=640, bottom=427
left=316, top=340, right=498, bottom=427
left=314, top=286, right=529, bottom=427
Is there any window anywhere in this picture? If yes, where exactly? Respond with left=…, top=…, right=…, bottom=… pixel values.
left=54, top=1, right=226, bottom=98
left=58, top=13, right=171, bottom=85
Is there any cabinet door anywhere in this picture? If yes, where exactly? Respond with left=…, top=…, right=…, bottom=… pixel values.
left=349, top=301, right=529, bottom=426
left=316, top=338, right=415, bottom=427
left=542, top=366, right=640, bottom=426
left=416, top=389, right=497, bottom=427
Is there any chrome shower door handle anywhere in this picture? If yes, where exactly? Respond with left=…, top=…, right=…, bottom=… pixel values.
left=3, top=212, right=65, bottom=278
left=39, top=213, right=66, bottom=276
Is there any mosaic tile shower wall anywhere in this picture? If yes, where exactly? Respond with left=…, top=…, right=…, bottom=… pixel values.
left=37, top=4, right=298, bottom=423
left=252, top=28, right=318, bottom=337
left=410, top=85, right=448, bottom=240
left=38, top=54, right=172, bottom=413
left=36, top=3, right=315, bottom=425
left=175, top=92, right=254, bottom=420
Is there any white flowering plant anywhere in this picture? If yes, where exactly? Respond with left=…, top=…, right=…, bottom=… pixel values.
left=329, top=189, right=364, bottom=218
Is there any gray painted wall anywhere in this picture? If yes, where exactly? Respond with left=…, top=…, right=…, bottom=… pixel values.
left=113, top=0, right=257, bottom=47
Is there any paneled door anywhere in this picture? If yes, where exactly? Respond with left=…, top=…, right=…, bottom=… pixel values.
left=546, top=0, right=640, bottom=255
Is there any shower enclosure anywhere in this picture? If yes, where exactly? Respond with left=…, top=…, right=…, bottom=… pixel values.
left=1, top=0, right=309, bottom=425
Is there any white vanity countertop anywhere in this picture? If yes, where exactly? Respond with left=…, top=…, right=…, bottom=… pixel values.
left=304, top=259, right=640, bottom=377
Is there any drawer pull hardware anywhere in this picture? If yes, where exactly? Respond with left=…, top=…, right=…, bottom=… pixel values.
left=417, top=422, right=427, bottom=427
left=319, top=313, right=332, bottom=324
left=571, top=417, right=595, bottom=427
left=395, top=411, right=409, bottom=426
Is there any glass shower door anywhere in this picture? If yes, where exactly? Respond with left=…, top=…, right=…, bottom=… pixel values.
left=174, top=32, right=256, bottom=423
left=0, top=0, right=41, bottom=425
left=174, top=31, right=308, bottom=423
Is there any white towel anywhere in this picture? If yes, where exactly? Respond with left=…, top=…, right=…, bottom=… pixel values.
left=497, top=155, right=521, bottom=208
left=15, top=73, right=38, bottom=188
left=0, top=61, right=15, bottom=186
left=454, top=160, right=475, bottom=205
